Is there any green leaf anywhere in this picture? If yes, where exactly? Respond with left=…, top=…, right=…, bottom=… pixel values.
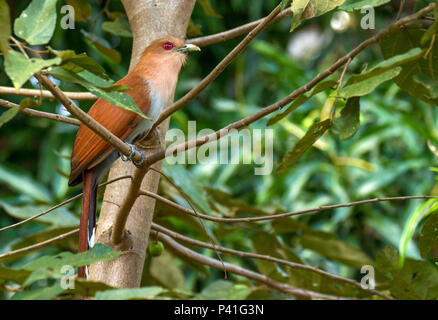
left=22, top=244, right=120, bottom=271
left=82, top=31, right=121, bottom=64
left=48, top=67, right=146, bottom=118
left=193, top=280, right=251, bottom=300
left=0, top=265, right=30, bottom=285
left=49, top=47, right=108, bottom=78
left=375, top=246, right=438, bottom=300
left=0, top=164, right=52, bottom=202
left=399, top=199, right=438, bottom=266
left=333, top=96, right=360, bottom=140
left=102, top=16, right=132, bottom=38
left=276, top=119, right=331, bottom=173
left=340, top=0, right=390, bottom=11
left=163, top=164, right=212, bottom=214
left=14, top=0, right=58, bottom=45
left=295, top=234, right=373, bottom=269
left=0, top=98, right=38, bottom=128
left=0, top=202, right=79, bottom=228
left=342, top=68, right=401, bottom=98
left=380, top=25, right=438, bottom=106
left=11, top=282, right=64, bottom=300
left=96, top=286, right=165, bottom=300
left=0, top=0, right=11, bottom=55
left=65, top=0, right=92, bottom=22
left=4, top=51, right=61, bottom=89
left=290, top=0, right=311, bottom=32
left=267, top=80, right=337, bottom=126
left=419, top=213, right=438, bottom=258
left=290, top=0, right=346, bottom=31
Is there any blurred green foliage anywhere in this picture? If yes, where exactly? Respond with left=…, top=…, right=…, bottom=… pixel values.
left=0, top=0, right=438, bottom=300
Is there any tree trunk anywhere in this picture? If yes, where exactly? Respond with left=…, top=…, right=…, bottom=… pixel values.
left=89, top=0, right=196, bottom=288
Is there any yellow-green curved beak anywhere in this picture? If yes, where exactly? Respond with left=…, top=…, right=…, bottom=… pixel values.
left=176, top=43, right=201, bottom=53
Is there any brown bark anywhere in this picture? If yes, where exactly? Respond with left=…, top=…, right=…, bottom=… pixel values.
left=89, top=0, right=196, bottom=288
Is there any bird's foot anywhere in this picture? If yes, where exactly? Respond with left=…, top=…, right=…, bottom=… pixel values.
left=120, top=143, right=146, bottom=168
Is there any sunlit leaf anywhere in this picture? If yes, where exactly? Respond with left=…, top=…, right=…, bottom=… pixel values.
left=276, top=119, right=331, bottom=173
left=14, top=0, right=57, bottom=45
left=0, top=98, right=38, bottom=128
left=65, top=0, right=92, bottom=22
left=4, top=51, right=61, bottom=89
left=333, top=96, right=360, bottom=140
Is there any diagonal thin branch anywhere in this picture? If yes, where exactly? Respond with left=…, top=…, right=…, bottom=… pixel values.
left=0, top=98, right=81, bottom=126
left=156, top=232, right=351, bottom=300
left=0, top=229, right=79, bottom=261
left=187, top=6, right=293, bottom=47
left=0, top=175, right=132, bottom=232
left=150, top=223, right=393, bottom=299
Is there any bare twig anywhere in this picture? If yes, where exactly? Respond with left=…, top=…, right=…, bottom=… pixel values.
left=150, top=223, right=393, bottom=299
left=156, top=232, right=350, bottom=300
left=187, top=6, right=293, bottom=47
left=0, top=98, right=81, bottom=126
left=145, top=3, right=285, bottom=139
left=0, top=86, right=96, bottom=101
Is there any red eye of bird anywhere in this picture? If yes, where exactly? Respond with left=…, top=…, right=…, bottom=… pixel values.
left=162, top=42, right=174, bottom=50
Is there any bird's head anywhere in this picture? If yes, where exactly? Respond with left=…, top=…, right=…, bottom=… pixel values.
left=139, top=36, right=200, bottom=69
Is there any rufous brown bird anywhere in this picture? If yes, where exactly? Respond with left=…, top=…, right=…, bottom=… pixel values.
left=68, top=36, right=200, bottom=278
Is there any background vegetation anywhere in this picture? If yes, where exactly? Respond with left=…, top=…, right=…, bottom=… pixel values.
left=0, top=0, right=437, bottom=300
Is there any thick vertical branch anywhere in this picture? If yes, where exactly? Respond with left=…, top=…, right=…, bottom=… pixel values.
left=89, top=0, right=196, bottom=287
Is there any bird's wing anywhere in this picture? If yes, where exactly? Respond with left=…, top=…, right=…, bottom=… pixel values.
left=69, top=75, right=151, bottom=186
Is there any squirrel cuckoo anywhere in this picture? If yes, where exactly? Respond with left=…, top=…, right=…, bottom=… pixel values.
left=68, top=36, right=200, bottom=278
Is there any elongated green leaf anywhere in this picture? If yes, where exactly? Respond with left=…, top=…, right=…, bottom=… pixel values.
left=0, top=202, right=79, bottom=228
left=49, top=47, right=108, bottom=78
left=296, top=234, right=373, bottom=269
left=23, top=244, right=120, bottom=271
left=5, top=51, right=61, bottom=89
left=0, top=164, right=52, bottom=202
left=102, top=16, right=132, bottom=38
left=162, top=164, right=212, bottom=214
left=342, top=68, right=401, bottom=98
left=0, top=0, right=11, bottom=55
left=96, top=286, right=165, bottom=300
left=0, top=98, right=38, bottom=128
left=276, top=119, right=331, bottom=173
left=267, top=80, right=337, bottom=126
left=11, top=282, right=64, bottom=300
left=193, top=280, right=251, bottom=300
left=333, top=96, right=360, bottom=140
left=14, top=0, right=58, bottom=45
left=340, top=0, right=390, bottom=11
left=380, top=25, right=438, bottom=106
left=82, top=31, right=121, bottom=64
left=399, top=199, right=438, bottom=266
left=419, top=213, right=438, bottom=258
left=290, top=0, right=311, bottom=31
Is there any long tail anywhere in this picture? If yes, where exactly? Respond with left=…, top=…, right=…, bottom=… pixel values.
left=78, top=169, right=97, bottom=279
